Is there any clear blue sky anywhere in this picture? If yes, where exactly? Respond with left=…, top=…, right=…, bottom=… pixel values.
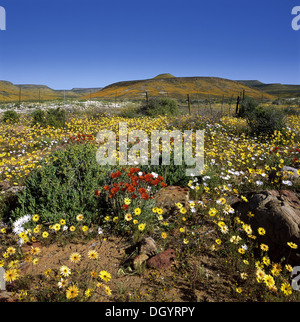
left=0, top=0, right=299, bottom=89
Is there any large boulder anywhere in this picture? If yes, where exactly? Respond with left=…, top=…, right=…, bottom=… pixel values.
left=233, top=190, right=300, bottom=265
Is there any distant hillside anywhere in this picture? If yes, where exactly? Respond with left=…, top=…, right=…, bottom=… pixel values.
left=82, top=75, right=275, bottom=101
left=0, top=81, right=102, bottom=102
left=237, top=80, right=300, bottom=98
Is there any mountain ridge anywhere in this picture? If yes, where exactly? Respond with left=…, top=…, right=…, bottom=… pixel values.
left=81, top=75, right=277, bottom=101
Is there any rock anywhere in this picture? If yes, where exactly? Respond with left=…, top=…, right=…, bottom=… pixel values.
left=155, top=186, right=189, bottom=213
left=146, top=249, right=176, bottom=270
left=282, top=166, right=300, bottom=181
left=0, top=180, right=10, bottom=191
left=233, top=190, right=300, bottom=265
left=133, top=254, right=149, bottom=269
left=139, top=237, right=157, bottom=257
left=0, top=291, right=16, bottom=302
left=124, top=237, right=158, bottom=268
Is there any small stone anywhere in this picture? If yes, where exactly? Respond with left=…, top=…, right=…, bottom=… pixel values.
left=0, top=267, right=6, bottom=291
left=133, top=254, right=149, bottom=269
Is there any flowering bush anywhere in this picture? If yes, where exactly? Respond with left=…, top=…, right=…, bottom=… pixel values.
left=98, top=167, right=167, bottom=242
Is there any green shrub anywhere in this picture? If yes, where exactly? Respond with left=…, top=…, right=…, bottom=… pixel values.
left=32, top=107, right=66, bottom=128
left=238, top=97, right=286, bottom=136
left=246, top=106, right=286, bottom=136
left=2, top=110, right=20, bottom=124
left=140, top=97, right=179, bottom=117
left=237, top=97, right=258, bottom=118
left=10, top=143, right=109, bottom=226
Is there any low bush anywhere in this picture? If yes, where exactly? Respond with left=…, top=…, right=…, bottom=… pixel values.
left=238, top=97, right=286, bottom=136
left=2, top=110, right=20, bottom=124
left=140, top=97, right=179, bottom=117
left=10, top=143, right=108, bottom=226
left=31, top=107, right=66, bottom=128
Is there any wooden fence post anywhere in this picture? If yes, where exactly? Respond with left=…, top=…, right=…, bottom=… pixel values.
left=187, top=94, right=191, bottom=115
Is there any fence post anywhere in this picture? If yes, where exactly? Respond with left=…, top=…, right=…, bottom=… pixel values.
left=187, top=94, right=191, bottom=115
left=235, top=96, right=240, bottom=115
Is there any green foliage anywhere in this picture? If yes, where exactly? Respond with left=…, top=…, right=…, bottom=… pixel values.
left=239, top=97, right=286, bottom=136
left=2, top=110, right=20, bottom=124
left=140, top=149, right=190, bottom=187
left=31, top=107, right=66, bottom=128
left=10, top=143, right=108, bottom=226
left=118, top=106, right=140, bottom=118
left=140, top=98, right=179, bottom=117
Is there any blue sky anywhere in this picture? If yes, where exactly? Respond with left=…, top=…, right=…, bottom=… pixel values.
left=0, top=0, right=299, bottom=89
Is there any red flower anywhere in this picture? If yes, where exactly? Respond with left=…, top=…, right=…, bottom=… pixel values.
left=138, top=187, right=146, bottom=194
left=127, top=185, right=135, bottom=193
left=94, top=190, right=101, bottom=197
left=122, top=204, right=129, bottom=210
left=104, top=185, right=110, bottom=191
left=142, top=193, right=149, bottom=200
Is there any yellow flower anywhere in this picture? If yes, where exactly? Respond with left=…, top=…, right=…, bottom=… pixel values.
left=258, top=227, right=266, bottom=235
left=156, top=208, right=163, bottom=215
left=99, top=270, right=111, bottom=282
left=60, top=265, right=71, bottom=277
left=70, top=226, right=76, bottom=232
left=4, top=269, right=19, bottom=283
left=180, top=207, right=187, bottom=214
left=218, top=197, right=226, bottom=204
left=6, top=247, right=16, bottom=255
left=256, top=269, right=265, bottom=283
left=287, top=242, right=298, bottom=249
left=175, top=202, right=183, bottom=209
left=124, top=198, right=131, bottom=205
left=236, top=287, right=242, bottom=294
left=125, top=213, right=132, bottom=221
left=76, top=214, right=84, bottom=221
left=260, top=243, right=269, bottom=251
left=152, top=207, right=158, bottom=213
left=264, top=274, right=275, bottom=288
left=53, top=223, right=61, bottom=231
left=161, top=232, right=167, bottom=239
left=70, top=252, right=81, bottom=263
left=238, top=248, right=245, bottom=255
left=66, top=284, right=79, bottom=299
left=60, top=219, right=66, bottom=225
left=88, top=250, right=98, bottom=260
left=104, top=285, right=112, bottom=296
left=208, top=208, right=217, bottom=216
left=215, top=239, right=222, bottom=245
left=134, top=208, right=141, bottom=216
left=241, top=196, right=248, bottom=202
left=31, top=247, right=41, bottom=255
left=32, top=214, right=39, bottom=222
left=138, top=223, right=146, bottom=231
left=280, top=282, right=293, bottom=296
left=243, top=224, right=252, bottom=235
left=82, top=225, right=89, bottom=232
